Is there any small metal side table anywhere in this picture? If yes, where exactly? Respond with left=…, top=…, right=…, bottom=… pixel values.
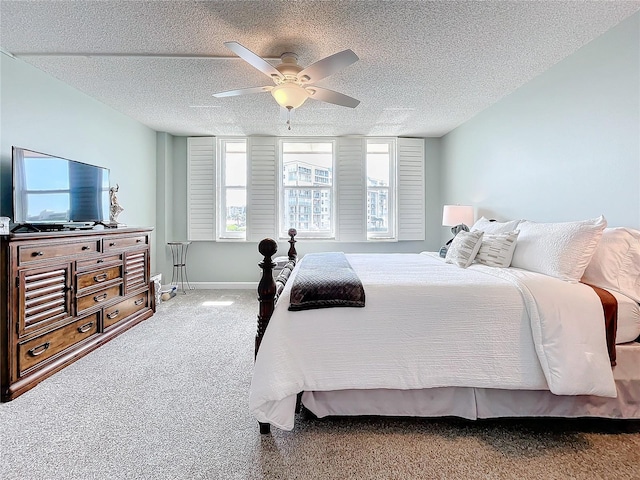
left=168, top=241, right=194, bottom=293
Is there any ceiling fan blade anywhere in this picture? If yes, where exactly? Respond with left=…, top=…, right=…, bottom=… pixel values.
left=298, top=49, right=359, bottom=83
left=224, top=41, right=283, bottom=79
left=306, top=86, right=360, bottom=108
left=213, top=85, right=273, bottom=98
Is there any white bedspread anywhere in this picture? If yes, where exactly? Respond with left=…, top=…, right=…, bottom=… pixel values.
left=249, top=253, right=616, bottom=430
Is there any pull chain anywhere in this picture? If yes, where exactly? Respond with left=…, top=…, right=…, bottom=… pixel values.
left=286, top=106, right=292, bottom=131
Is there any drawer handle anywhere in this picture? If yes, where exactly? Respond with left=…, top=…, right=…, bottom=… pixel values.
left=28, top=342, right=50, bottom=357
left=136, top=239, right=143, bottom=243
left=82, top=245, right=91, bottom=251
left=97, top=259, right=104, bottom=263
left=78, top=321, right=94, bottom=333
left=109, top=242, right=116, bottom=247
left=93, top=273, right=108, bottom=282
left=134, top=298, right=144, bottom=306
left=93, top=293, right=108, bottom=303
left=107, top=310, right=120, bottom=320
left=32, top=251, right=44, bottom=257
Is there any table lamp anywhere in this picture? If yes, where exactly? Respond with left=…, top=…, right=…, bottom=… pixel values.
left=439, top=205, right=475, bottom=257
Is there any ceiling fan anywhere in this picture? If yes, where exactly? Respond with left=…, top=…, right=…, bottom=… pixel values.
left=212, top=42, right=360, bottom=114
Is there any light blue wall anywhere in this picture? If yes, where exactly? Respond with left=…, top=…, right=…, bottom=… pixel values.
left=441, top=12, right=640, bottom=233
left=0, top=54, right=158, bottom=269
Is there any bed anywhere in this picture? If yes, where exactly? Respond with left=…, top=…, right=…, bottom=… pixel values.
left=250, top=219, right=640, bottom=434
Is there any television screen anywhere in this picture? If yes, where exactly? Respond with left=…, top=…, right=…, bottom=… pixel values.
left=12, top=147, right=110, bottom=225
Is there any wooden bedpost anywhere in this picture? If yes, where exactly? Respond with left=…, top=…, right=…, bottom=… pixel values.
left=256, top=238, right=278, bottom=359
left=255, top=230, right=298, bottom=434
left=256, top=238, right=277, bottom=435
left=287, top=228, right=297, bottom=260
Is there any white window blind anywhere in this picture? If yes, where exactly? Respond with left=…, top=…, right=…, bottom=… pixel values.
left=397, top=137, right=425, bottom=241
left=336, top=137, right=366, bottom=242
left=247, top=137, right=278, bottom=242
left=187, top=137, right=216, bottom=241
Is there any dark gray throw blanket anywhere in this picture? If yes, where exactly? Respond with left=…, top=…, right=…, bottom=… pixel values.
left=288, top=252, right=366, bottom=311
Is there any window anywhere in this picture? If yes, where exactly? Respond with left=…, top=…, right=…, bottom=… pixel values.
left=366, top=139, right=395, bottom=239
left=188, top=136, right=423, bottom=243
left=218, top=139, right=247, bottom=239
left=280, top=140, right=335, bottom=238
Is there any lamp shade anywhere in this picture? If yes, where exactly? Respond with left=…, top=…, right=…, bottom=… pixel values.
left=271, top=83, right=309, bottom=109
left=442, top=205, right=474, bottom=227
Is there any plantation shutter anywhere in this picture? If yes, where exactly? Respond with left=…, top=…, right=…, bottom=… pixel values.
left=247, top=137, right=278, bottom=242
left=397, top=137, right=425, bottom=241
left=187, top=137, right=216, bottom=241
left=336, top=137, right=366, bottom=242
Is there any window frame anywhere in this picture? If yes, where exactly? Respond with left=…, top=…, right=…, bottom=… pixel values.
left=278, top=138, right=337, bottom=240
left=217, top=138, right=247, bottom=240
left=366, top=138, right=397, bottom=240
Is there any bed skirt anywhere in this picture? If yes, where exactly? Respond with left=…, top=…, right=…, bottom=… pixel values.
left=302, top=342, right=640, bottom=420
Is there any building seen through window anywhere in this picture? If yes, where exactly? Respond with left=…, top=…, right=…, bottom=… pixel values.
left=366, top=141, right=394, bottom=239
left=220, top=140, right=247, bottom=239
left=282, top=141, right=334, bottom=237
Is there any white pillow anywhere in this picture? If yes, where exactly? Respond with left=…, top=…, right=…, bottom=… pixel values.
left=445, top=230, right=484, bottom=268
left=581, top=227, right=640, bottom=303
left=511, top=215, right=607, bottom=282
left=471, top=216, right=521, bottom=234
left=475, top=230, right=520, bottom=268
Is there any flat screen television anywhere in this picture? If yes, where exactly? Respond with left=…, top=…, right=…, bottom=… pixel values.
left=12, top=146, right=110, bottom=228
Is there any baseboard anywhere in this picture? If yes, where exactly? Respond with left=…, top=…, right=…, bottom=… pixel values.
left=187, top=282, right=258, bottom=290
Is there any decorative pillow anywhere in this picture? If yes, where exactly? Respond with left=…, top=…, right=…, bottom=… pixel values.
left=445, top=230, right=484, bottom=268
left=510, top=215, right=607, bottom=282
left=471, top=216, right=521, bottom=234
left=581, top=227, right=640, bottom=303
left=475, top=230, right=520, bottom=267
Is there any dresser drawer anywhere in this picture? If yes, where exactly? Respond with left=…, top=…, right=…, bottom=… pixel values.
left=77, top=285, right=122, bottom=314
left=104, top=291, right=149, bottom=329
left=19, top=240, right=100, bottom=265
left=77, top=265, right=123, bottom=292
left=18, top=313, right=99, bottom=375
left=103, top=235, right=148, bottom=252
left=76, top=254, right=122, bottom=272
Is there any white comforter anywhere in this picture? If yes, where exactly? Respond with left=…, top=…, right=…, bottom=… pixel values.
left=250, top=252, right=616, bottom=430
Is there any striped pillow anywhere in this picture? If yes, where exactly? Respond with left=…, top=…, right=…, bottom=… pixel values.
left=445, top=230, right=484, bottom=268
left=475, top=231, right=520, bottom=267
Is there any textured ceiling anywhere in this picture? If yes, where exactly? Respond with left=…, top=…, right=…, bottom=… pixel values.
left=1, top=1, right=639, bottom=137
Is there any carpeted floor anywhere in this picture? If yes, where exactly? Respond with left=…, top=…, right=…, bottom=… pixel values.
left=1, top=289, right=639, bottom=480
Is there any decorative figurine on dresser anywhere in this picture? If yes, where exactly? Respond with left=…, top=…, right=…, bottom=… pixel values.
left=109, top=184, right=125, bottom=225
left=0, top=227, right=154, bottom=401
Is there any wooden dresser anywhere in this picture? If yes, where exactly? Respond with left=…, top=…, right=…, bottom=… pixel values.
left=0, top=227, right=154, bottom=401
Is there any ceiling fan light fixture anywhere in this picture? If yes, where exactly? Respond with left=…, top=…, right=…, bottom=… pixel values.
left=271, top=83, right=309, bottom=109
left=214, top=42, right=360, bottom=110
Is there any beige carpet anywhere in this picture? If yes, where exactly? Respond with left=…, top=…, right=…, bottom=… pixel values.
left=1, top=289, right=639, bottom=480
